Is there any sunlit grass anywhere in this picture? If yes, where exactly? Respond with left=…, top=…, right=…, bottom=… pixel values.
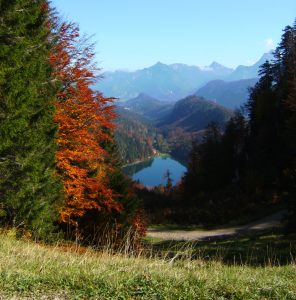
left=0, top=230, right=295, bottom=299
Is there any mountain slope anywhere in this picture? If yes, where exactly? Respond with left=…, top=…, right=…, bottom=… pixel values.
left=114, top=107, right=154, bottom=163
left=114, top=107, right=169, bottom=163
left=118, top=93, right=175, bottom=121
left=227, top=52, right=274, bottom=81
left=159, top=95, right=233, bottom=132
left=195, top=78, right=258, bottom=109
left=120, top=93, right=163, bottom=111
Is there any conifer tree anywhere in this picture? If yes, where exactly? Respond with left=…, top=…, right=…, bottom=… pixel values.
left=279, top=21, right=296, bottom=226
left=0, top=0, right=61, bottom=237
left=246, top=61, right=281, bottom=190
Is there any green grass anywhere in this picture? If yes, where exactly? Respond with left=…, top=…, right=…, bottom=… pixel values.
left=0, top=230, right=296, bottom=299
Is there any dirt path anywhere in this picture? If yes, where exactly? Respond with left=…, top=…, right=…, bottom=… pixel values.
left=147, top=210, right=287, bottom=241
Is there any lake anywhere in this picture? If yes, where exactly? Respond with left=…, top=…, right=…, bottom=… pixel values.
left=123, top=156, right=187, bottom=187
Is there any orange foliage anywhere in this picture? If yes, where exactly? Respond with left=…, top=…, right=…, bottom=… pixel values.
left=130, top=209, right=147, bottom=240
left=50, top=22, right=121, bottom=224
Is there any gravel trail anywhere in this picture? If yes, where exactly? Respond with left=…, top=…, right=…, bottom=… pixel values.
left=147, top=210, right=286, bottom=241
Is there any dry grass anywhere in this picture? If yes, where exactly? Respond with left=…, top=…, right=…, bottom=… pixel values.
left=0, top=230, right=295, bottom=299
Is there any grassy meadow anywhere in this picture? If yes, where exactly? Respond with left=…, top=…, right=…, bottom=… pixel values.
left=0, top=229, right=295, bottom=299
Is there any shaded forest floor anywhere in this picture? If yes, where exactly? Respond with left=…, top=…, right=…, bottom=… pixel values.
left=145, top=229, right=296, bottom=267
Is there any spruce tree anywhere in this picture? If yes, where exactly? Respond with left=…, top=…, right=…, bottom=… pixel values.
left=0, top=0, right=61, bottom=237
left=246, top=61, right=281, bottom=190
left=279, top=21, right=296, bottom=227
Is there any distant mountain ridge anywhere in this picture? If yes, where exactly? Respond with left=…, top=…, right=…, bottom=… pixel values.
left=118, top=93, right=174, bottom=121
left=98, top=61, right=233, bottom=101
left=226, top=52, right=274, bottom=81
left=119, top=93, right=168, bottom=115
left=195, top=78, right=258, bottom=109
left=96, top=52, right=273, bottom=102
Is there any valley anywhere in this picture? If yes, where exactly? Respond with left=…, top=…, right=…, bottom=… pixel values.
left=115, top=94, right=233, bottom=166
left=110, top=53, right=273, bottom=168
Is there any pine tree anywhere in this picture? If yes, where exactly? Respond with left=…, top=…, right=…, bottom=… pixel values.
left=278, top=21, right=296, bottom=227
left=164, top=169, right=173, bottom=191
left=280, top=23, right=296, bottom=160
left=183, top=123, right=223, bottom=198
left=246, top=61, right=281, bottom=191
left=221, top=110, right=248, bottom=186
left=0, top=0, right=61, bottom=237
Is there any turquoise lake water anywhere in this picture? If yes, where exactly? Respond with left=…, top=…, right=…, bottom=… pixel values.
left=123, top=156, right=187, bottom=187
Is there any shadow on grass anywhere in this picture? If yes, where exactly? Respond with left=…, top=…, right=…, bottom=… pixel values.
left=143, top=229, right=296, bottom=266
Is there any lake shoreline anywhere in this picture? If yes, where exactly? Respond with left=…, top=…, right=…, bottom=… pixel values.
left=122, top=153, right=170, bottom=168
left=123, top=155, right=187, bottom=187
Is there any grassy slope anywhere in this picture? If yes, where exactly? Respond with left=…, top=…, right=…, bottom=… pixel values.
left=0, top=231, right=296, bottom=299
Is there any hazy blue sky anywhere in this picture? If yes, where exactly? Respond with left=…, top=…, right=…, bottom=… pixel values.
left=51, top=0, right=295, bottom=71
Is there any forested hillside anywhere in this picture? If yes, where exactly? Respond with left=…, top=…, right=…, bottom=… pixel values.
left=115, top=107, right=169, bottom=163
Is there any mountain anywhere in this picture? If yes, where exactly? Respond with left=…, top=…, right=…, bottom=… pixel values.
left=96, top=62, right=234, bottom=101
left=118, top=93, right=175, bottom=121
left=159, top=95, right=233, bottom=132
left=207, top=61, right=234, bottom=76
left=118, top=93, right=168, bottom=115
left=114, top=95, right=233, bottom=164
left=96, top=52, right=273, bottom=102
left=195, top=78, right=258, bottom=109
left=227, top=52, right=274, bottom=81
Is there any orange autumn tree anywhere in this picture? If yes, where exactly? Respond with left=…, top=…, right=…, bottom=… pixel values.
left=50, top=22, right=121, bottom=227
left=49, top=20, right=146, bottom=245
